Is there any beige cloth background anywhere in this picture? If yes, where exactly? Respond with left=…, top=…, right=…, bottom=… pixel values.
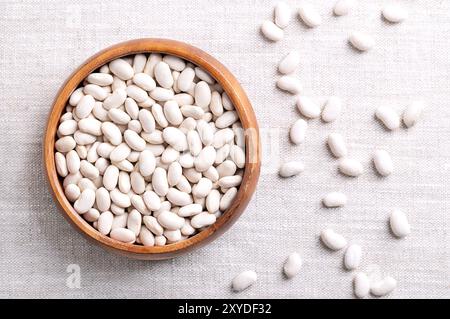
left=0, top=0, right=448, bottom=298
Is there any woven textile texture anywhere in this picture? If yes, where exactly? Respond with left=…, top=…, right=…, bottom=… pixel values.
left=0, top=0, right=448, bottom=298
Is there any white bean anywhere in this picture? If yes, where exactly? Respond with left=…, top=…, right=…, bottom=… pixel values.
left=69, top=88, right=84, bottom=106
left=80, top=160, right=99, bottom=179
left=206, top=189, right=221, bottom=213
left=349, top=32, right=374, bottom=51
left=191, top=212, right=216, bottom=228
left=215, top=111, right=239, bottom=129
left=152, top=167, right=169, bottom=196
left=298, top=4, right=322, bottom=27
left=110, top=188, right=131, bottom=208
left=109, top=143, right=131, bottom=162
left=279, top=161, right=304, bottom=178
left=218, top=175, right=242, bottom=188
left=192, top=178, right=213, bottom=198
left=213, top=128, right=234, bottom=149
left=166, top=188, right=193, bottom=206
left=389, top=210, right=411, bottom=238
left=58, top=120, right=77, bottom=136
left=403, top=101, right=424, bottom=128
left=181, top=220, right=196, bottom=236
left=164, top=229, right=182, bottom=243
left=74, top=189, right=96, bottom=214
left=163, top=100, right=183, bottom=126
left=373, top=149, right=393, bottom=176
left=108, top=108, right=131, bottom=125
left=110, top=227, right=136, bottom=243
left=95, top=187, right=111, bottom=212
left=127, top=209, right=142, bottom=236
left=232, top=270, right=257, bottom=292
left=132, top=73, right=156, bottom=91
left=277, top=76, right=302, bottom=94
left=139, top=226, right=155, bottom=246
left=333, top=0, right=355, bottom=16
left=274, top=1, right=292, bottom=29
left=98, top=211, right=114, bottom=235
left=143, top=53, right=162, bottom=77
left=338, top=158, right=363, bottom=177
left=101, top=122, right=122, bottom=145
left=283, top=252, right=302, bottom=278
left=204, top=166, right=219, bottom=183
left=210, top=91, right=224, bottom=116
left=143, top=216, right=164, bottom=236
left=103, top=89, right=127, bottom=110
left=84, top=208, right=100, bottom=222
left=83, top=84, right=107, bottom=101
left=163, top=55, right=186, bottom=71
left=178, top=204, right=203, bottom=217
left=323, top=192, right=347, bottom=208
left=154, top=235, right=167, bottom=246
left=197, top=120, right=214, bottom=146
left=177, top=67, right=195, bottom=92
left=138, top=150, right=155, bottom=177
left=65, top=184, right=81, bottom=202
left=382, top=4, right=407, bottom=23
left=181, top=105, right=204, bottom=119
left=124, top=129, right=146, bottom=151
left=375, top=106, right=400, bottom=130
left=139, top=109, right=156, bottom=133
left=150, top=87, right=174, bottom=101
left=130, top=171, right=146, bottom=194
left=222, top=93, right=233, bottom=110
left=103, top=165, right=119, bottom=190
left=296, top=96, right=321, bottom=118
left=370, top=276, right=397, bottom=297
left=79, top=118, right=102, bottom=136
left=327, top=133, right=347, bottom=158
left=321, top=97, right=342, bottom=122
left=74, top=131, right=96, bottom=145
left=320, top=229, right=347, bottom=251
left=174, top=93, right=195, bottom=106
left=87, top=73, right=114, bottom=86
left=75, top=95, right=95, bottom=119
left=55, top=152, right=68, bottom=177
left=194, top=81, right=211, bottom=109
left=290, top=119, right=307, bottom=145
left=154, top=62, right=174, bottom=89
left=261, top=20, right=283, bottom=41
left=344, top=244, right=362, bottom=270
left=167, top=162, right=183, bottom=186
left=194, top=67, right=215, bottom=84
left=220, top=187, right=237, bottom=211
left=109, top=58, right=134, bottom=80
left=353, top=272, right=370, bottom=298
left=278, top=51, right=300, bottom=74
left=55, top=136, right=76, bottom=153
left=112, top=213, right=128, bottom=230
left=194, top=146, right=216, bottom=172
left=157, top=211, right=184, bottom=230
left=163, top=127, right=188, bottom=151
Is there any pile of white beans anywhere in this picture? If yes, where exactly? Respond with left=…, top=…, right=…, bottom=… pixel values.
left=231, top=1, right=420, bottom=297
left=54, top=53, right=246, bottom=246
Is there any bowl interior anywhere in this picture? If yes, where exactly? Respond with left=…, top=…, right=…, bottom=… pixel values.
left=44, top=38, right=260, bottom=259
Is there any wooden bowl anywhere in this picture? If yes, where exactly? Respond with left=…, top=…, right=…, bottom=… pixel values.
left=44, top=38, right=261, bottom=260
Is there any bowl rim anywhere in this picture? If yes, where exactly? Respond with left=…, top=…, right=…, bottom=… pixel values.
left=44, top=38, right=261, bottom=259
